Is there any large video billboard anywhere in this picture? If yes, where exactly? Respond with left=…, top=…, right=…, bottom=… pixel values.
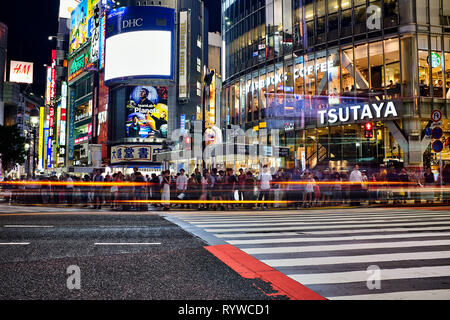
left=104, top=6, right=175, bottom=83
left=69, top=0, right=100, bottom=54
left=125, top=86, right=168, bottom=139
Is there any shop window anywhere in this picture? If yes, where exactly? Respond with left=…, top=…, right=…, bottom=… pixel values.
left=305, top=54, right=316, bottom=97
left=240, top=79, right=246, bottom=124
left=369, top=41, right=385, bottom=100
left=259, top=71, right=267, bottom=117
left=328, top=48, right=341, bottom=105
left=266, top=68, right=275, bottom=118
left=419, top=50, right=431, bottom=97
left=316, top=51, right=328, bottom=97
left=246, top=77, right=252, bottom=122
left=446, top=52, right=450, bottom=99
left=354, top=44, right=370, bottom=98
left=252, top=73, right=259, bottom=120
left=341, top=48, right=355, bottom=96
left=294, top=56, right=305, bottom=98
left=234, top=83, right=240, bottom=126
left=384, top=38, right=401, bottom=99
left=431, top=36, right=444, bottom=98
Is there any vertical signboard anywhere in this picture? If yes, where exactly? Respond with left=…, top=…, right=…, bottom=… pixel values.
left=38, top=107, right=45, bottom=170
left=68, top=88, right=76, bottom=161
left=178, top=10, right=189, bottom=99
left=45, top=67, right=52, bottom=106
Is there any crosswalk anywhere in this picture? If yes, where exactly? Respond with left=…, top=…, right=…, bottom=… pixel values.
left=166, top=208, right=450, bottom=300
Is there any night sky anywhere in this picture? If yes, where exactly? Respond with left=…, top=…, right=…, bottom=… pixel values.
left=0, top=1, right=220, bottom=98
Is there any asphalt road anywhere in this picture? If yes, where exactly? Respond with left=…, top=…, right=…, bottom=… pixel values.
left=0, top=205, right=285, bottom=300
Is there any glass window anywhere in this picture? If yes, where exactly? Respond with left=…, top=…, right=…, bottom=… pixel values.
left=317, top=17, right=326, bottom=44
left=246, top=76, right=252, bottom=121
left=384, top=38, right=401, bottom=99
left=266, top=67, right=275, bottom=118
left=328, top=48, right=341, bottom=105
left=328, top=0, right=339, bottom=14
left=294, top=56, right=305, bottom=97
left=240, top=79, right=246, bottom=124
left=384, top=0, right=398, bottom=28
left=446, top=37, right=450, bottom=99
left=305, top=54, right=316, bottom=96
left=234, top=82, right=240, bottom=126
left=259, top=70, right=267, bottom=114
left=419, top=50, right=430, bottom=97
left=252, top=72, right=259, bottom=120
left=316, top=50, right=328, bottom=96
left=369, top=41, right=385, bottom=100
left=354, top=44, right=370, bottom=97
left=282, top=0, right=292, bottom=53
left=341, top=47, right=355, bottom=95
left=340, top=9, right=352, bottom=38
left=416, top=0, right=428, bottom=25
left=293, top=0, right=303, bottom=49
left=328, top=13, right=339, bottom=41
left=354, top=5, right=367, bottom=35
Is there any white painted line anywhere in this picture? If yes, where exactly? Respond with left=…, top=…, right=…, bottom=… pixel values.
left=328, top=289, right=450, bottom=300
left=3, top=225, right=54, bottom=228
left=288, top=265, right=450, bottom=285
left=215, top=226, right=450, bottom=238
left=241, top=239, right=450, bottom=254
left=0, top=242, right=30, bottom=245
left=228, top=232, right=450, bottom=245
left=262, top=251, right=450, bottom=267
left=195, top=217, right=450, bottom=228
left=205, top=220, right=450, bottom=233
left=94, top=242, right=161, bottom=246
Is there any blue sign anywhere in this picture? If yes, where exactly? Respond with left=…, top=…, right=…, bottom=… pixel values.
left=431, top=127, right=443, bottom=140
left=180, top=114, right=186, bottom=133
left=432, top=140, right=444, bottom=153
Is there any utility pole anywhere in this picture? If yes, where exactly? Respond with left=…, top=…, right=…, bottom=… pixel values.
left=202, top=69, right=214, bottom=170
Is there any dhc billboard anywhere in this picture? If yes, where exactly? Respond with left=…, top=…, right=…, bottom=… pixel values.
left=105, top=6, right=176, bottom=83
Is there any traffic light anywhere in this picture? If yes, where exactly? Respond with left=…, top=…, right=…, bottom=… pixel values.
left=184, top=136, right=192, bottom=151
left=364, top=122, right=374, bottom=139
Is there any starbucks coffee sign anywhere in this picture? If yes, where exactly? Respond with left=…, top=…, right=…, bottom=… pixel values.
left=317, top=101, right=400, bottom=126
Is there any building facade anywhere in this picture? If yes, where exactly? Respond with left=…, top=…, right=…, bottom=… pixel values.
left=221, top=0, right=450, bottom=171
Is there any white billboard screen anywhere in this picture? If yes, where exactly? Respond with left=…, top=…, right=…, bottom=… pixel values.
left=105, top=30, right=172, bottom=82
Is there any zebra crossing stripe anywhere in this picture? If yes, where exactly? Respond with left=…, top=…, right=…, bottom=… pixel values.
left=261, top=251, right=450, bottom=267
left=327, top=289, right=450, bottom=300
left=287, top=266, right=450, bottom=285
left=240, top=239, right=450, bottom=255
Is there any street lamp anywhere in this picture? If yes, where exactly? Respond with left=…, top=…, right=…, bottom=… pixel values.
left=30, top=109, right=40, bottom=178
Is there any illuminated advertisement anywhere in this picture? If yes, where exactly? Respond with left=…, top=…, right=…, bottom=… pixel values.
left=97, top=72, right=109, bottom=158
left=104, top=6, right=175, bottom=82
left=89, top=0, right=101, bottom=63
left=59, top=0, right=81, bottom=19
left=111, top=145, right=160, bottom=164
left=38, top=107, right=45, bottom=170
left=125, top=86, right=168, bottom=139
left=69, top=0, right=88, bottom=54
left=68, top=45, right=93, bottom=81
left=9, top=60, right=33, bottom=84
left=45, top=67, right=52, bottom=105
left=178, top=10, right=189, bottom=99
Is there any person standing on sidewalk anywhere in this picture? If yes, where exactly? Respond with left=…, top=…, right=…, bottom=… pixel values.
left=176, top=169, right=188, bottom=208
left=349, top=165, right=363, bottom=206
left=93, top=169, right=104, bottom=209
left=161, top=170, right=172, bottom=211
left=258, top=165, right=272, bottom=210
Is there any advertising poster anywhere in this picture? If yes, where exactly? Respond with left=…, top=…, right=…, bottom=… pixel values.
left=125, top=86, right=168, bottom=139
left=69, top=0, right=88, bottom=54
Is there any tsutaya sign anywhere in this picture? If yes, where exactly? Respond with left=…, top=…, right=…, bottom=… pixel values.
left=318, top=101, right=400, bottom=125
left=246, top=61, right=335, bottom=93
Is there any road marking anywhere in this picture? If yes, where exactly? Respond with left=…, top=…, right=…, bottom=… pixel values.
left=328, top=289, right=450, bottom=300
left=241, top=239, right=450, bottom=255
left=94, top=242, right=161, bottom=246
left=228, top=232, right=450, bottom=245
left=214, top=226, right=450, bottom=237
left=204, top=220, right=450, bottom=233
left=0, top=242, right=30, bottom=245
left=288, top=266, right=450, bottom=285
left=3, top=225, right=54, bottom=228
left=262, top=251, right=450, bottom=267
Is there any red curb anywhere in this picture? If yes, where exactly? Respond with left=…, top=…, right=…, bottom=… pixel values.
left=205, top=244, right=326, bottom=300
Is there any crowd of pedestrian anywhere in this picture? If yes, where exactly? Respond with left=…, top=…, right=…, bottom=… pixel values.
left=1, top=164, right=450, bottom=210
